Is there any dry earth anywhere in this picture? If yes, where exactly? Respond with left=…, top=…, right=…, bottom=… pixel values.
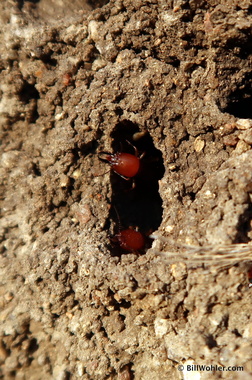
left=1, top=0, right=252, bottom=379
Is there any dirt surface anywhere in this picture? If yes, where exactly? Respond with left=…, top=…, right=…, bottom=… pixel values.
left=1, top=0, right=252, bottom=379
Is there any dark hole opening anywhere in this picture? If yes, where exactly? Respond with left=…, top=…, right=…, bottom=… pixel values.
left=19, top=82, right=39, bottom=104
left=221, top=74, right=252, bottom=118
left=28, top=338, right=39, bottom=354
left=17, top=0, right=39, bottom=9
left=108, top=120, right=164, bottom=255
left=234, top=203, right=252, bottom=243
left=205, top=334, right=217, bottom=349
left=87, top=0, right=110, bottom=8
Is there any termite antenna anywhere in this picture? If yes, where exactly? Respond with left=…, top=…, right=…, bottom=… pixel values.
left=126, top=140, right=145, bottom=159
left=126, top=140, right=138, bottom=156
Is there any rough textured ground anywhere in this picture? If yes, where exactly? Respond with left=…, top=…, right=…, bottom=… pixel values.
left=1, top=0, right=252, bottom=379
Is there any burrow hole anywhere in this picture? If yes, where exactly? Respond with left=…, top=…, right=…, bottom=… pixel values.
left=220, top=72, right=252, bottom=119
left=108, top=120, right=164, bottom=255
